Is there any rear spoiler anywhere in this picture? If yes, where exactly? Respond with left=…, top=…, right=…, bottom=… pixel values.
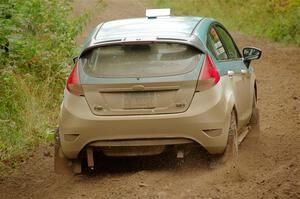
left=79, top=35, right=207, bottom=58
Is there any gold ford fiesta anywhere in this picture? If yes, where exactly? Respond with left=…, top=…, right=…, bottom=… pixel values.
left=55, top=9, right=262, bottom=174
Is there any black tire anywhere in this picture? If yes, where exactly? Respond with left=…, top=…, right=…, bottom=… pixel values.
left=248, top=92, right=260, bottom=142
left=221, top=110, right=239, bottom=164
left=249, top=92, right=260, bottom=127
left=209, top=111, right=238, bottom=168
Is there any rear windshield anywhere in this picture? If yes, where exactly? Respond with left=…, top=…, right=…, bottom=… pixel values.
left=80, top=43, right=200, bottom=78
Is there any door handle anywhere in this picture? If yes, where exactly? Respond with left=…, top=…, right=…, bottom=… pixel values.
left=241, top=69, right=248, bottom=75
left=228, top=69, right=249, bottom=78
left=228, top=70, right=234, bottom=78
left=241, top=69, right=250, bottom=78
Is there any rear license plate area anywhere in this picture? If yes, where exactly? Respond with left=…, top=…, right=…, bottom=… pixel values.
left=123, top=92, right=155, bottom=109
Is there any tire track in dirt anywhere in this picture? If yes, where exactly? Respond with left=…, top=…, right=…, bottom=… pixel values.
left=0, top=0, right=300, bottom=198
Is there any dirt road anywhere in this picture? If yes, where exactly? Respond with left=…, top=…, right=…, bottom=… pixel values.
left=1, top=0, right=300, bottom=198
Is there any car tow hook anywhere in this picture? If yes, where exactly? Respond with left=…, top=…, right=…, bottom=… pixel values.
left=177, top=150, right=184, bottom=159
left=87, top=148, right=94, bottom=170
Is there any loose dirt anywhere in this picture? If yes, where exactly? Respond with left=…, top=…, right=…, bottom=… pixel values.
left=1, top=0, right=300, bottom=198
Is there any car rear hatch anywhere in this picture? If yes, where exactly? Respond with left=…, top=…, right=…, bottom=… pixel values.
left=79, top=43, right=204, bottom=116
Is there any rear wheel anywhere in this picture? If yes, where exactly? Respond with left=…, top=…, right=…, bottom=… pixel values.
left=248, top=91, right=260, bottom=143
left=249, top=91, right=259, bottom=127
left=221, top=110, right=239, bottom=164
left=209, top=110, right=238, bottom=168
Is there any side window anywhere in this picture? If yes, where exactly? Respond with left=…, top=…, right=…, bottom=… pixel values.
left=207, top=27, right=228, bottom=60
left=215, top=26, right=241, bottom=59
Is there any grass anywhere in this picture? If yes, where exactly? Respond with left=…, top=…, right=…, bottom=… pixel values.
left=0, top=71, right=56, bottom=171
left=0, top=0, right=103, bottom=173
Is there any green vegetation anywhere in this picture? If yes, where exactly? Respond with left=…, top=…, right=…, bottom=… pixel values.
left=0, top=0, right=89, bottom=172
left=154, top=0, right=300, bottom=45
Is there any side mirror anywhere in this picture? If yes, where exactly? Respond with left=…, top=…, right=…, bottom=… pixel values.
left=73, top=56, right=79, bottom=64
left=243, top=47, right=262, bottom=64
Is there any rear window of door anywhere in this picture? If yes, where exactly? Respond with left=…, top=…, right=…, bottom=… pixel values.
left=207, top=27, right=228, bottom=60
left=215, top=26, right=241, bottom=59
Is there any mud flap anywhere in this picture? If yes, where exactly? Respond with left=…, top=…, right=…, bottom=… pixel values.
left=54, top=129, right=75, bottom=175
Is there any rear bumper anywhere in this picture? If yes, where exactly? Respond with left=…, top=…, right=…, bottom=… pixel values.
left=59, top=82, right=231, bottom=159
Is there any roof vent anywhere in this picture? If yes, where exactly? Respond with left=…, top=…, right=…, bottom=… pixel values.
left=146, top=8, right=171, bottom=19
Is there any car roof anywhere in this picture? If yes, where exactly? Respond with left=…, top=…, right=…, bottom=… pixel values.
left=95, top=16, right=203, bottom=42
left=80, top=16, right=213, bottom=57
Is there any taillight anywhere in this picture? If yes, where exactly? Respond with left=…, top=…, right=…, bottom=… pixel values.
left=66, top=63, right=84, bottom=96
left=195, top=53, right=220, bottom=92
